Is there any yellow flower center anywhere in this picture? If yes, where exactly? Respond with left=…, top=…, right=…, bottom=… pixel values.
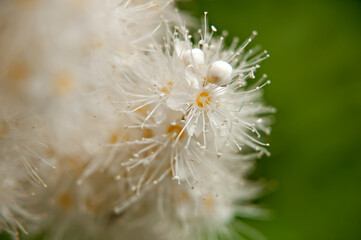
left=196, top=91, right=211, bottom=108
left=0, top=120, right=9, bottom=137
left=57, top=191, right=73, bottom=211
left=161, top=81, right=174, bottom=94
left=7, top=61, right=30, bottom=84
left=204, top=194, right=215, bottom=211
left=54, top=71, right=75, bottom=96
left=167, top=125, right=184, bottom=140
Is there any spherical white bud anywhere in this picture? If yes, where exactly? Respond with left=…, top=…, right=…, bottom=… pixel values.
left=207, top=60, right=233, bottom=85
left=182, top=48, right=204, bottom=69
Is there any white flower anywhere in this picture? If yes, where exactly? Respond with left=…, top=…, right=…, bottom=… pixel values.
left=0, top=112, right=54, bottom=237
left=136, top=158, right=267, bottom=240
left=0, top=159, right=33, bottom=238
left=0, top=2, right=274, bottom=239
left=111, top=12, right=273, bottom=198
left=165, top=13, right=272, bottom=156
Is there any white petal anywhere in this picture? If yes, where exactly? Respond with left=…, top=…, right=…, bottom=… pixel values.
left=185, top=65, right=200, bottom=89
left=186, top=112, right=203, bottom=137
left=166, top=91, right=189, bottom=111
left=153, top=106, right=167, bottom=124
left=174, top=39, right=189, bottom=57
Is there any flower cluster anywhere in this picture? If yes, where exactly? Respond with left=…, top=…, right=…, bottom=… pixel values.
left=0, top=1, right=273, bottom=240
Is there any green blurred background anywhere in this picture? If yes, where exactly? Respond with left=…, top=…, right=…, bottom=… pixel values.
left=178, top=0, right=361, bottom=239
left=1, top=0, right=360, bottom=239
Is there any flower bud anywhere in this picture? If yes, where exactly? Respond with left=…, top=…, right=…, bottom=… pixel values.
left=207, top=60, right=232, bottom=85
left=182, top=48, right=204, bottom=69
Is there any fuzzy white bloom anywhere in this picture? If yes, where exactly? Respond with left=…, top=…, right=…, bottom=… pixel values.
left=0, top=2, right=273, bottom=240
left=0, top=112, right=53, bottom=238
left=108, top=12, right=273, bottom=192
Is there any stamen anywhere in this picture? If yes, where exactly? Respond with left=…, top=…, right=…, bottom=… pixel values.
left=196, top=91, right=211, bottom=108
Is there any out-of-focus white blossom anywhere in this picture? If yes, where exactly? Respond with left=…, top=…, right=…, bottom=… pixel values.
left=0, top=1, right=273, bottom=240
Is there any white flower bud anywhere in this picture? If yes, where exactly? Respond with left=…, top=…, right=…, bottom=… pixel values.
left=182, top=48, right=204, bottom=69
left=207, top=60, right=233, bottom=85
